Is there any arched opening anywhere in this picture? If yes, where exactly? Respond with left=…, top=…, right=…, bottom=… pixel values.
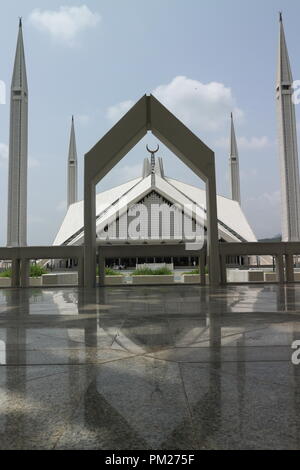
left=84, top=94, right=220, bottom=287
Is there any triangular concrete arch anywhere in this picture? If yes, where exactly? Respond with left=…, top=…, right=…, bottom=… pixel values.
left=84, top=94, right=220, bottom=286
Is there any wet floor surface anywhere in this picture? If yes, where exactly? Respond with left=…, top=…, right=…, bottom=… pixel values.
left=0, top=284, right=300, bottom=449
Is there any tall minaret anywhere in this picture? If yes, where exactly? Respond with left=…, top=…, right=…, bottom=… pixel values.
left=7, top=19, right=28, bottom=247
left=67, top=116, right=78, bottom=207
left=276, top=13, right=300, bottom=241
left=229, top=113, right=241, bottom=205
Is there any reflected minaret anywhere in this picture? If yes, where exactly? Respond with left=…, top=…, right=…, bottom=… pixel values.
left=276, top=13, right=300, bottom=241
left=67, top=116, right=78, bottom=208
left=229, top=113, right=241, bottom=205
left=7, top=19, right=28, bottom=247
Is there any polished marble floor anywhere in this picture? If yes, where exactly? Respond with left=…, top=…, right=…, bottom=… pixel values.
left=0, top=284, right=300, bottom=449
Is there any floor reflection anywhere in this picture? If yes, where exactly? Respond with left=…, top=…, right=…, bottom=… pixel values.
left=0, top=285, right=300, bottom=449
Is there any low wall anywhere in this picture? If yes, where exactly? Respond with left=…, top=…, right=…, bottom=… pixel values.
left=42, top=273, right=78, bottom=286
left=264, top=272, right=277, bottom=282
left=7, top=269, right=300, bottom=287
left=0, top=277, right=43, bottom=287
left=227, top=270, right=264, bottom=283
left=30, top=277, right=42, bottom=286
left=183, top=274, right=200, bottom=284
left=132, top=275, right=174, bottom=285
left=105, top=276, right=124, bottom=285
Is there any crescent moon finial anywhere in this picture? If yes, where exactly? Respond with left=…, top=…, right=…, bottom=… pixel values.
left=146, top=144, right=159, bottom=154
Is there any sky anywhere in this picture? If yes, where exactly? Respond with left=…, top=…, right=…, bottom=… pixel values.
left=1, top=0, right=300, bottom=245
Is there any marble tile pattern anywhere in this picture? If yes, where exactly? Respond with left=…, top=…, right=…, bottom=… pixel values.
left=0, top=284, right=300, bottom=449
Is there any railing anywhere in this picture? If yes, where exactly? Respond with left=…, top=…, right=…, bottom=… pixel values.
left=2, top=242, right=300, bottom=288
left=0, top=246, right=84, bottom=287
left=219, top=242, right=300, bottom=284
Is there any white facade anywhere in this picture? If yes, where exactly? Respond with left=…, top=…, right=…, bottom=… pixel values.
left=54, top=154, right=257, bottom=247
left=276, top=14, right=300, bottom=241
left=7, top=20, right=28, bottom=247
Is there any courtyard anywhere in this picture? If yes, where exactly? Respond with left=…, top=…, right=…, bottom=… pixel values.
left=0, top=284, right=299, bottom=449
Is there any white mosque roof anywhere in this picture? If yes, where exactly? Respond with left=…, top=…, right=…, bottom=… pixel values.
left=166, top=178, right=257, bottom=242
left=53, top=156, right=257, bottom=247
left=53, top=177, right=142, bottom=246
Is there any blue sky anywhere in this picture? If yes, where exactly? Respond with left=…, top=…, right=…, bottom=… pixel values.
left=1, top=0, right=300, bottom=244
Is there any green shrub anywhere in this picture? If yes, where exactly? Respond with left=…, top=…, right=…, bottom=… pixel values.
left=0, top=265, right=46, bottom=278
left=30, top=265, right=47, bottom=277
left=183, top=269, right=200, bottom=275
left=182, top=266, right=208, bottom=275
left=132, top=267, right=173, bottom=276
left=0, top=269, right=12, bottom=278
left=96, top=267, right=122, bottom=276
left=105, top=267, right=122, bottom=276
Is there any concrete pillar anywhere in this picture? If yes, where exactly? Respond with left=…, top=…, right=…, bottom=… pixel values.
left=285, top=254, right=294, bottom=283
left=220, top=255, right=227, bottom=285
left=205, top=169, right=220, bottom=286
left=11, top=258, right=20, bottom=287
left=98, top=251, right=105, bottom=287
left=78, top=257, right=84, bottom=287
left=276, top=255, right=285, bottom=284
left=199, top=251, right=206, bottom=285
left=20, top=259, right=29, bottom=288
left=84, top=181, right=96, bottom=288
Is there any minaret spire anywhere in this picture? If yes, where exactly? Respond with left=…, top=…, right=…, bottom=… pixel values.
left=7, top=19, right=28, bottom=246
left=229, top=113, right=241, bottom=205
left=276, top=13, right=300, bottom=241
left=67, top=116, right=78, bottom=207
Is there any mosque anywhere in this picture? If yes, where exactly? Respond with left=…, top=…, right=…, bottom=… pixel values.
left=3, top=14, right=300, bottom=272
left=54, top=131, right=256, bottom=269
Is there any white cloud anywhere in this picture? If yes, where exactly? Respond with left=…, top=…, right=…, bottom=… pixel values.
left=100, top=163, right=142, bottom=190
left=106, top=100, right=134, bottom=122
left=116, top=163, right=142, bottom=180
left=240, top=168, right=258, bottom=181
left=0, top=143, right=8, bottom=161
left=237, top=136, right=273, bottom=150
left=244, top=190, right=281, bottom=237
left=56, top=200, right=67, bottom=212
left=152, top=76, right=243, bottom=132
left=106, top=76, right=243, bottom=132
left=28, top=5, right=101, bottom=45
left=28, top=158, right=40, bottom=168
left=76, top=114, right=90, bottom=126
left=28, top=215, right=45, bottom=224
left=247, top=190, right=281, bottom=206
left=215, top=135, right=273, bottom=150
